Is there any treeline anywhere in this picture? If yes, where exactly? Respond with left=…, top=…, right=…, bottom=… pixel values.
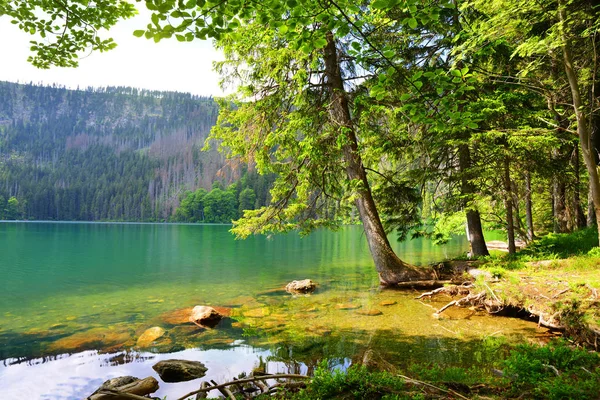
left=171, top=171, right=276, bottom=223
left=0, top=81, right=243, bottom=221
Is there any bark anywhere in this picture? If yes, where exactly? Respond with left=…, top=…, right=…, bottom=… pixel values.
left=553, top=178, right=568, bottom=233
left=503, top=148, right=516, bottom=254
left=559, top=2, right=600, bottom=245
left=524, top=170, right=535, bottom=241
left=458, top=144, right=489, bottom=256
left=589, top=184, right=597, bottom=227
left=572, top=145, right=586, bottom=229
left=322, top=32, right=431, bottom=285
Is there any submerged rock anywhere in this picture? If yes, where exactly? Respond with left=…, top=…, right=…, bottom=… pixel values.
left=285, top=279, right=317, bottom=294
left=49, top=327, right=131, bottom=353
left=189, top=306, right=224, bottom=327
left=356, top=309, right=383, bottom=316
left=335, top=303, right=360, bottom=310
left=379, top=301, right=397, bottom=306
left=158, top=307, right=194, bottom=325
left=137, top=326, right=166, bottom=347
left=152, top=359, right=208, bottom=383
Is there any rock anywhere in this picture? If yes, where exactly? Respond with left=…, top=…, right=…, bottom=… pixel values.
left=49, top=327, right=131, bottom=352
left=160, top=306, right=231, bottom=326
left=468, top=268, right=493, bottom=280
left=152, top=359, right=208, bottom=383
left=379, top=301, right=397, bottom=306
left=356, top=309, right=383, bottom=316
left=137, top=326, right=166, bottom=347
left=158, top=307, right=194, bottom=325
left=189, top=306, right=224, bottom=327
left=285, top=279, right=317, bottom=294
left=335, top=303, right=360, bottom=310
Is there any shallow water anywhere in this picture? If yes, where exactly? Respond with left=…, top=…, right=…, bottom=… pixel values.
left=0, top=222, right=541, bottom=399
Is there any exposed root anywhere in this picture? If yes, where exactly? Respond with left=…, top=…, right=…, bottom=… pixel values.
left=176, top=374, right=310, bottom=400
left=436, top=291, right=487, bottom=315
left=416, top=283, right=474, bottom=299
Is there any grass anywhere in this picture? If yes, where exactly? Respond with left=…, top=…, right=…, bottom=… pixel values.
left=252, top=341, right=599, bottom=400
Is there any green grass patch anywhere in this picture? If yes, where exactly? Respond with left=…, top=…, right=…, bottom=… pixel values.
left=520, top=228, right=598, bottom=259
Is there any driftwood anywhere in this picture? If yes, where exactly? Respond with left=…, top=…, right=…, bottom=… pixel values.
left=88, top=377, right=159, bottom=400
left=176, top=374, right=310, bottom=400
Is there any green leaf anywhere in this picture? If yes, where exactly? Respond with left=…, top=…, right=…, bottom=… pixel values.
left=133, top=30, right=145, bottom=38
left=314, top=37, right=327, bottom=49
left=467, top=122, right=479, bottom=129
left=383, top=49, right=395, bottom=58
left=408, top=18, right=418, bottom=29
left=372, top=0, right=389, bottom=9
left=450, top=69, right=462, bottom=77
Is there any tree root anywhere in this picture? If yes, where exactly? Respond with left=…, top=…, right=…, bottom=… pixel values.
left=176, top=374, right=310, bottom=400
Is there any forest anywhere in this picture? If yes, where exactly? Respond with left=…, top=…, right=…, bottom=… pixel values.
left=0, top=82, right=274, bottom=222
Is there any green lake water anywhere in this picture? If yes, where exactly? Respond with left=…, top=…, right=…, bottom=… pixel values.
left=0, top=222, right=541, bottom=399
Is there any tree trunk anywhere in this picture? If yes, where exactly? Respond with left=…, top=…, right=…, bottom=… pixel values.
left=559, top=2, right=600, bottom=245
left=524, top=170, right=535, bottom=241
left=323, top=32, right=431, bottom=285
left=503, top=148, right=516, bottom=254
left=553, top=178, right=568, bottom=233
left=458, top=144, right=489, bottom=256
left=572, top=145, right=586, bottom=229
left=589, top=184, right=597, bottom=227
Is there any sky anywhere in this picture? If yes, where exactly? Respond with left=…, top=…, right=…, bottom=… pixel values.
left=0, top=8, right=225, bottom=97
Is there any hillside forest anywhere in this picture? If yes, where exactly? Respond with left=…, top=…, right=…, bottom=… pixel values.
left=0, top=82, right=274, bottom=222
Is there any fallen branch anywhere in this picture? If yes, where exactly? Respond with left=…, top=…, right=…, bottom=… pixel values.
left=211, top=379, right=236, bottom=400
left=96, top=389, right=154, bottom=400
left=396, top=373, right=470, bottom=400
left=176, top=374, right=310, bottom=400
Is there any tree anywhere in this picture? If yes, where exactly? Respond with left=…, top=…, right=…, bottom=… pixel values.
left=5, top=196, right=20, bottom=220
left=0, top=0, right=137, bottom=68
left=459, top=0, right=600, bottom=244
left=238, top=188, right=256, bottom=215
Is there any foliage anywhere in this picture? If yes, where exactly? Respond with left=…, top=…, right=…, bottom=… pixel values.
left=503, top=340, right=600, bottom=399
left=0, top=0, right=137, bottom=68
left=521, top=228, right=599, bottom=259
left=278, top=363, right=411, bottom=400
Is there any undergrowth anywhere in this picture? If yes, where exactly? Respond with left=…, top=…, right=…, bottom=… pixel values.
left=258, top=341, right=600, bottom=400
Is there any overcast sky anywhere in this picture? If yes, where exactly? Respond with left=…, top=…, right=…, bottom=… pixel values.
left=0, top=9, right=225, bottom=97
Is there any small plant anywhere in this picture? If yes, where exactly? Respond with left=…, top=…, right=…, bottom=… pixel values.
left=502, top=340, right=600, bottom=399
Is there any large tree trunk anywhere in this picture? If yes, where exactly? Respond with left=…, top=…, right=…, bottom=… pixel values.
left=323, top=33, right=431, bottom=285
left=559, top=3, right=600, bottom=245
left=458, top=144, right=489, bottom=256
left=524, top=170, right=535, bottom=241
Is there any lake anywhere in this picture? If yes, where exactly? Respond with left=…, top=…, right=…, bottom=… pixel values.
left=0, top=222, right=541, bottom=399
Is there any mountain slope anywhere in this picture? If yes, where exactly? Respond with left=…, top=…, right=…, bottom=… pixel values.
left=0, top=81, right=236, bottom=221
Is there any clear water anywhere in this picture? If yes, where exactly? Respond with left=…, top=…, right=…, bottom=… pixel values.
left=0, top=222, right=540, bottom=399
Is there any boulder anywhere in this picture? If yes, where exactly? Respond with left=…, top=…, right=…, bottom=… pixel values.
left=137, top=326, right=166, bottom=347
left=189, top=306, right=224, bottom=327
left=285, top=279, right=317, bottom=294
left=152, top=359, right=208, bottom=383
